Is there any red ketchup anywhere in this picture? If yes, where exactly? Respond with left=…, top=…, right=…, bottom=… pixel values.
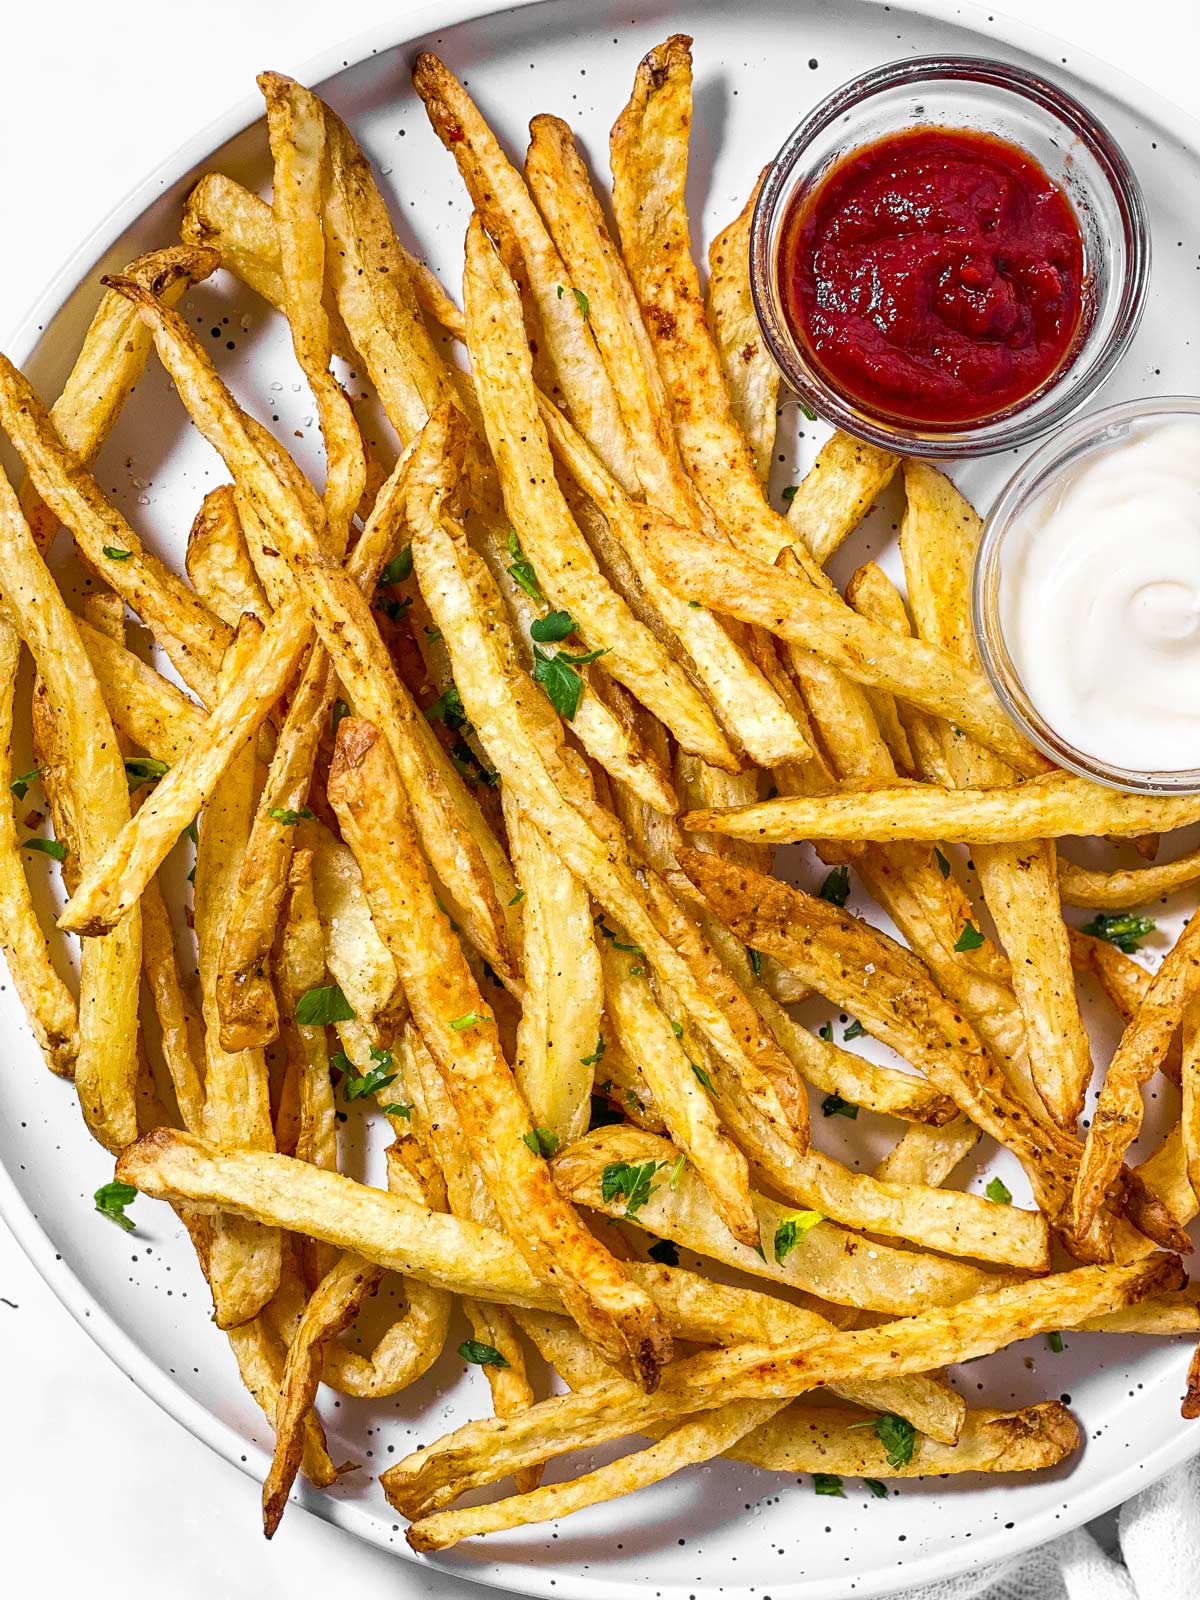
left=779, top=126, right=1088, bottom=427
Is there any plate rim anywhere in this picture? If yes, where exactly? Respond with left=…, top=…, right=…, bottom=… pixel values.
left=3, top=0, right=1200, bottom=1595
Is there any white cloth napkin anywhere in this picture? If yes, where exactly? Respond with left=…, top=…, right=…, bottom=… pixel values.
left=895, top=1457, right=1200, bottom=1599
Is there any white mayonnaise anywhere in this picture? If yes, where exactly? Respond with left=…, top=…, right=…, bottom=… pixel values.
left=999, top=416, right=1200, bottom=772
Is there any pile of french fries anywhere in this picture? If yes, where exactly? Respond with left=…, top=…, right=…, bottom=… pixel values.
left=3, top=31, right=1200, bottom=1553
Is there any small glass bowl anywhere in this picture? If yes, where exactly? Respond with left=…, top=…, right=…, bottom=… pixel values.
left=749, top=55, right=1150, bottom=458
left=974, top=396, right=1200, bottom=795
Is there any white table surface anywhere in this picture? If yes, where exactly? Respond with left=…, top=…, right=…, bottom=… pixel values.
left=2, top=1, right=1198, bottom=1594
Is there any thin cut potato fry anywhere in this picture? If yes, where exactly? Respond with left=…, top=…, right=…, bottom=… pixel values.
left=276, top=850, right=337, bottom=1177
left=639, top=512, right=1042, bottom=773
left=307, top=827, right=398, bottom=1021
left=554, top=1125, right=1022, bottom=1310
left=1183, top=999, right=1200, bottom=1206
left=196, top=618, right=282, bottom=1329
left=327, top=714, right=670, bottom=1391
left=1074, top=912, right=1200, bottom=1238
left=0, top=464, right=140, bottom=1151
left=74, top=617, right=206, bottom=765
left=139, top=881, right=205, bottom=1134
left=705, top=175, right=778, bottom=483
left=1069, top=927, right=1181, bottom=1085
left=598, top=935, right=759, bottom=1248
left=382, top=1255, right=1179, bottom=1522
left=0, top=621, right=77, bottom=1075
left=186, top=485, right=270, bottom=627
left=682, top=773, right=1200, bottom=846
left=118, top=1124, right=960, bottom=1441
left=0, top=353, right=229, bottom=703
left=504, top=790, right=602, bottom=1148
left=463, top=218, right=739, bottom=770
left=1059, top=848, right=1200, bottom=910
left=413, top=52, right=637, bottom=488
left=787, top=430, right=900, bottom=566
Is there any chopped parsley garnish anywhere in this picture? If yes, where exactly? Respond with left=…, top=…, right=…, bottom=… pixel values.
left=601, top=1158, right=660, bottom=1219
left=378, top=545, right=413, bottom=585
left=458, top=1339, right=509, bottom=1368
left=337, top=1056, right=398, bottom=1101
left=522, top=1127, right=560, bottom=1158
left=747, top=946, right=763, bottom=978
left=690, top=1061, right=717, bottom=1095
left=865, top=1479, right=889, bottom=1499
left=380, top=1102, right=412, bottom=1119
left=102, top=545, right=132, bottom=561
left=374, top=593, right=412, bottom=623
left=797, top=398, right=817, bottom=422
left=580, top=1034, right=606, bottom=1067
left=94, top=1180, right=137, bottom=1232
left=985, top=1176, right=1012, bottom=1205
left=530, top=609, right=577, bottom=643
left=425, top=683, right=468, bottom=730
left=774, top=1210, right=824, bottom=1264
left=850, top=1413, right=915, bottom=1469
left=822, top=1092, right=858, bottom=1120
left=934, top=846, right=952, bottom=880
left=813, top=1473, right=844, bottom=1496
left=954, top=921, right=984, bottom=953
left=1079, top=912, right=1156, bottom=954
left=818, top=1022, right=833, bottom=1042
left=449, top=1010, right=485, bottom=1032
left=9, top=766, right=41, bottom=801
left=647, top=1238, right=679, bottom=1267
left=507, top=529, right=543, bottom=602
left=125, top=756, right=168, bottom=793
left=22, top=836, right=67, bottom=861
left=1047, top=1331, right=1064, bottom=1353
left=449, top=739, right=497, bottom=788
left=556, top=283, right=590, bottom=319
left=781, top=485, right=798, bottom=504
left=818, top=865, right=850, bottom=907
left=295, top=984, right=356, bottom=1026
left=596, top=919, right=643, bottom=954
left=331, top=698, right=350, bottom=733
left=667, top=1153, right=687, bottom=1189
left=508, top=887, right=525, bottom=905
left=267, top=806, right=315, bottom=825
left=844, top=1019, right=865, bottom=1041
left=186, top=818, right=199, bottom=847
left=671, top=1019, right=684, bottom=1040
left=532, top=645, right=607, bottom=721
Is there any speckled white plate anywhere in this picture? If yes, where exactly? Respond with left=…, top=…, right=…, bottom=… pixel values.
left=3, top=1, right=1200, bottom=1595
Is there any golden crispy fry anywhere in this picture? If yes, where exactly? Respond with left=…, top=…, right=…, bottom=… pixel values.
left=327, top=714, right=669, bottom=1390
left=705, top=175, right=778, bottom=483
left=901, top=459, right=1090, bottom=1129
left=305, top=826, right=398, bottom=1020
left=1081, top=1286, right=1200, bottom=1335
left=787, top=431, right=899, bottom=566
left=1183, top=1000, right=1200, bottom=1207
left=225, top=1302, right=342, bottom=1491
left=139, top=880, right=205, bottom=1133
left=875, top=1116, right=982, bottom=1188
left=196, top=618, right=282, bottom=1328
left=262, top=1251, right=382, bottom=1536
left=598, top=934, right=758, bottom=1247
left=186, top=485, right=269, bottom=627
left=1069, top=927, right=1181, bottom=1085
left=640, top=514, right=1041, bottom=772
left=684, top=773, right=1200, bottom=846
left=74, top=617, right=205, bottom=765
left=18, top=244, right=219, bottom=549
left=0, top=464, right=140, bottom=1151
left=504, top=790, right=601, bottom=1147
left=413, top=53, right=637, bottom=486
left=464, top=218, right=741, bottom=768
left=1074, top=913, right=1200, bottom=1238
left=276, top=850, right=337, bottom=1175
left=1059, top=848, right=1200, bottom=910
left=0, top=623, right=77, bottom=1075
left=0, top=354, right=228, bottom=703
left=383, top=1255, right=1178, bottom=1521
left=554, top=1125, right=1020, bottom=1311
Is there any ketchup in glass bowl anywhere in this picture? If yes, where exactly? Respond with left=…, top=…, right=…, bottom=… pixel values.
left=750, top=57, right=1149, bottom=457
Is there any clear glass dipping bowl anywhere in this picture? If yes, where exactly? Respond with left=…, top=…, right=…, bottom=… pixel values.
left=974, top=396, right=1200, bottom=794
left=749, top=55, right=1150, bottom=458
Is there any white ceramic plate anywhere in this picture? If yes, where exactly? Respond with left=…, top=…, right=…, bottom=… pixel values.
left=4, top=1, right=1200, bottom=1595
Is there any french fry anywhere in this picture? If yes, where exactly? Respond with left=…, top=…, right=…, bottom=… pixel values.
left=0, top=621, right=77, bottom=1075
left=138, top=879, right=205, bottom=1134
left=1074, top=913, right=1200, bottom=1238
left=787, top=431, right=899, bottom=566
left=705, top=175, right=778, bottom=483
left=412, top=52, right=637, bottom=487
left=682, top=772, right=1200, bottom=846
left=875, top=1117, right=983, bottom=1188
left=326, top=713, right=670, bottom=1390
left=196, top=618, right=282, bottom=1328
left=1183, top=1000, right=1200, bottom=1207
left=74, top=617, right=205, bottom=765
left=504, top=790, right=601, bottom=1148
left=186, top=485, right=269, bottom=627
left=1059, top=848, right=1200, bottom=910
left=0, top=464, right=140, bottom=1151
left=1069, top=927, right=1181, bottom=1086
left=383, top=1255, right=1179, bottom=1524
